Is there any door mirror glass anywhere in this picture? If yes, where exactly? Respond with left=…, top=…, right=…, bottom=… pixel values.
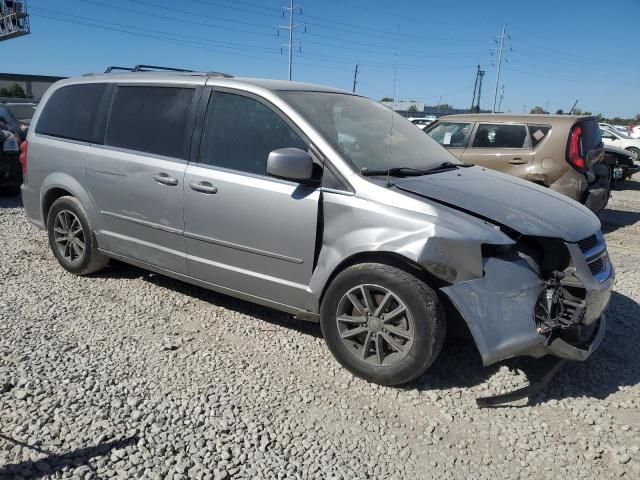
left=267, top=148, right=318, bottom=184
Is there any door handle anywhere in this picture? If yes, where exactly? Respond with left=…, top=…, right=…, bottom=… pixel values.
left=508, top=158, right=527, bottom=165
left=153, top=172, right=179, bottom=186
left=189, top=181, right=218, bottom=194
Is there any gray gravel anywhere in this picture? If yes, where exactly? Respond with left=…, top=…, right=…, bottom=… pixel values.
left=1, top=182, right=639, bottom=479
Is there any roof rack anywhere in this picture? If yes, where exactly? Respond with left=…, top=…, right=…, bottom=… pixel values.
left=101, top=65, right=233, bottom=78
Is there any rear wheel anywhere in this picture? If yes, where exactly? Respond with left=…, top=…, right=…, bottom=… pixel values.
left=47, top=196, right=108, bottom=275
left=321, top=263, right=446, bottom=386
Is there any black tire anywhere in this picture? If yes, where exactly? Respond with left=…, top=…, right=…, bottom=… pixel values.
left=320, top=263, right=446, bottom=386
left=47, top=196, right=109, bottom=275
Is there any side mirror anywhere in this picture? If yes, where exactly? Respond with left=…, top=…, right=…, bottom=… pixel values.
left=266, top=148, right=319, bottom=184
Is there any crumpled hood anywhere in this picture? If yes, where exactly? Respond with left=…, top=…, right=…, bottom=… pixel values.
left=393, top=166, right=600, bottom=242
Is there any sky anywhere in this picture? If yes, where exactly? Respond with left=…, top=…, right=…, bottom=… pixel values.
left=8, top=0, right=640, bottom=117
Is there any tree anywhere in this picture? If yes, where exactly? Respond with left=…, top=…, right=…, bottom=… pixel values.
left=572, top=107, right=582, bottom=115
left=0, top=83, right=26, bottom=98
left=530, top=106, right=546, bottom=114
left=407, top=105, right=418, bottom=114
left=380, top=97, right=393, bottom=102
left=555, top=109, right=564, bottom=115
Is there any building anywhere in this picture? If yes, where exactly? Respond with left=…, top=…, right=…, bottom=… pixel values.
left=0, top=72, right=65, bottom=100
left=380, top=100, right=425, bottom=114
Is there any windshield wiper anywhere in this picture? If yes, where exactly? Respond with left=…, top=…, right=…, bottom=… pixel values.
left=360, top=166, right=427, bottom=177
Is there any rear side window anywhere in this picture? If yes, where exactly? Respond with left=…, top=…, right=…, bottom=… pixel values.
left=36, top=83, right=108, bottom=143
left=426, top=122, right=470, bottom=148
left=106, top=86, right=195, bottom=159
left=528, top=124, right=551, bottom=147
left=200, top=92, right=307, bottom=176
left=473, top=124, right=529, bottom=148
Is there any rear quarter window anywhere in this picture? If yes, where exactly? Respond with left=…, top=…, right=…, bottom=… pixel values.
left=35, top=83, right=109, bottom=143
left=528, top=125, right=551, bottom=147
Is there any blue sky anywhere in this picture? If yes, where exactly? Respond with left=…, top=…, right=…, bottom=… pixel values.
left=9, top=0, right=640, bottom=117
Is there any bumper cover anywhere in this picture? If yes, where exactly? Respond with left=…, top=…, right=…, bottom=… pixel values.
left=441, top=246, right=613, bottom=366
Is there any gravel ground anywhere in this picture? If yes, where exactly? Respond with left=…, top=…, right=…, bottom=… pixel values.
left=1, top=181, right=639, bottom=480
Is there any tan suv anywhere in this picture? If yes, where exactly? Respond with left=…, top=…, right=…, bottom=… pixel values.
left=425, top=114, right=609, bottom=212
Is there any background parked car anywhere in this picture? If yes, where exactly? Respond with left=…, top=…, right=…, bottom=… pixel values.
left=599, top=126, right=640, bottom=160
left=4, top=102, right=37, bottom=136
left=425, top=114, right=610, bottom=212
left=408, top=116, right=437, bottom=130
left=598, top=122, right=629, bottom=135
left=603, top=145, right=639, bottom=188
left=0, top=104, right=27, bottom=141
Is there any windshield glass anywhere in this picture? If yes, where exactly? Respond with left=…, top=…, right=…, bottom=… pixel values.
left=279, top=91, right=459, bottom=172
left=6, top=104, right=35, bottom=120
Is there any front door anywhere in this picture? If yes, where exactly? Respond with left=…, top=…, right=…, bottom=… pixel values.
left=184, top=90, right=320, bottom=309
left=461, top=123, right=534, bottom=178
left=85, top=84, right=199, bottom=274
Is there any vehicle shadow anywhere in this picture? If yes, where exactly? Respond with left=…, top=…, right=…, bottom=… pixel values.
left=0, top=434, right=138, bottom=479
left=0, top=192, right=22, bottom=208
left=600, top=208, right=640, bottom=233
left=98, top=263, right=638, bottom=406
left=410, top=290, right=640, bottom=406
left=100, top=260, right=323, bottom=339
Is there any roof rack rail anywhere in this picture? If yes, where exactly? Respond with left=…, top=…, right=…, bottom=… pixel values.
left=104, top=66, right=135, bottom=73
left=101, top=65, right=234, bottom=78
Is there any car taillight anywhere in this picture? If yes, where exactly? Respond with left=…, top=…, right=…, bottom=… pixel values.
left=19, top=139, right=28, bottom=174
left=567, top=125, right=585, bottom=171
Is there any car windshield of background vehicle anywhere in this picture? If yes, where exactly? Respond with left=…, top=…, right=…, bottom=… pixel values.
left=426, top=122, right=470, bottom=148
left=279, top=91, right=459, bottom=173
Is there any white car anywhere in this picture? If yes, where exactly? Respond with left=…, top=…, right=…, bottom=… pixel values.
left=408, top=116, right=437, bottom=130
left=630, top=125, right=640, bottom=139
left=600, top=127, right=640, bottom=160
left=598, top=122, right=628, bottom=134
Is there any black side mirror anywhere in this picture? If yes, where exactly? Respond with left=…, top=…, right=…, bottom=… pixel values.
left=266, top=148, right=320, bottom=184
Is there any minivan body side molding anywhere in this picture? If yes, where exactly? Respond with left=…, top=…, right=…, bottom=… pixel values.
left=183, top=231, right=304, bottom=264
left=100, top=210, right=183, bottom=235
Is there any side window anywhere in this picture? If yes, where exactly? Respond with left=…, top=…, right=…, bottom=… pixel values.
left=528, top=124, right=551, bottom=147
left=35, top=83, right=108, bottom=143
left=200, top=92, right=307, bottom=176
left=473, top=124, right=529, bottom=148
left=426, top=122, right=470, bottom=148
left=105, top=86, right=195, bottom=159
left=599, top=129, right=616, bottom=140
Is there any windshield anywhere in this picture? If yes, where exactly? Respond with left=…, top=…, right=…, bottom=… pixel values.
left=6, top=104, right=35, bottom=121
left=279, top=91, right=459, bottom=172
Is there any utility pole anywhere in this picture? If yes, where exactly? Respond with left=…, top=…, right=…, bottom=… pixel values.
left=569, top=99, right=579, bottom=114
left=352, top=63, right=359, bottom=93
left=522, top=104, right=527, bottom=114
left=476, top=69, right=485, bottom=112
left=491, top=24, right=509, bottom=113
left=497, top=84, right=505, bottom=112
left=436, top=95, right=442, bottom=114
left=278, top=1, right=305, bottom=81
left=470, top=65, right=480, bottom=112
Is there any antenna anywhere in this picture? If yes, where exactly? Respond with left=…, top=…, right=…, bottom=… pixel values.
left=278, top=1, right=305, bottom=81
left=386, top=24, right=400, bottom=188
left=352, top=63, right=359, bottom=93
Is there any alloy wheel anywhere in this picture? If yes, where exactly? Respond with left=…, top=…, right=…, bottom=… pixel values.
left=53, top=210, right=86, bottom=263
left=336, top=284, right=415, bottom=367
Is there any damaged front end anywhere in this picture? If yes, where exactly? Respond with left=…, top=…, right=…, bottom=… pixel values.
left=442, top=231, right=613, bottom=369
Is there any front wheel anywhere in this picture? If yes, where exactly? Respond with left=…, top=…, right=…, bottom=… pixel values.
left=321, top=263, right=446, bottom=386
left=626, top=147, right=639, bottom=161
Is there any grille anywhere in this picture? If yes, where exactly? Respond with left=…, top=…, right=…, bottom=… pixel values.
left=588, top=257, right=605, bottom=275
left=578, top=234, right=598, bottom=253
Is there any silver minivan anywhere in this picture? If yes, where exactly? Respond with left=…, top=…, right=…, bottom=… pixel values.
left=21, top=70, right=613, bottom=393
